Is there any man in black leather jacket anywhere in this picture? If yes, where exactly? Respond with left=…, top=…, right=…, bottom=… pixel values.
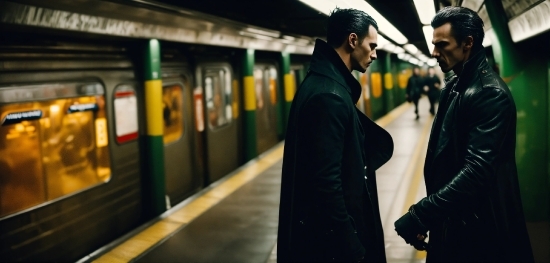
left=278, top=8, right=393, bottom=263
left=394, top=6, right=534, bottom=262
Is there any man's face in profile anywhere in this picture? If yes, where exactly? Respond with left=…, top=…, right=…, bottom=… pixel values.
left=351, top=25, right=378, bottom=73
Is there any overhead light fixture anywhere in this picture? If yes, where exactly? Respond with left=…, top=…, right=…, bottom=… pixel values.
left=403, top=53, right=412, bottom=61
left=508, top=1, right=550, bottom=43
left=403, top=44, right=419, bottom=55
left=413, top=0, right=436, bottom=25
left=398, top=53, right=406, bottom=59
left=408, top=57, right=419, bottom=65
left=422, top=26, right=435, bottom=55
left=298, top=0, right=408, bottom=44
left=427, top=58, right=437, bottom=67
left=245, top=27, right=281, bottom=38
left=239, top=31, right=275, bottom=40
left=393, top=46, right=405, bottom=54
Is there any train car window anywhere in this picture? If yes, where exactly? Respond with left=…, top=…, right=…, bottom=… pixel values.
left=113, top=85, right=139, bottom=144
left=162, top=84, right=184, bottom=144
left=254, top=65, right=279, bottom=109
left=0, top=82, right=111, bottom=217
left=204, top=68, right=232, bottom=130
left=253, top=68, right=265, bottom=110
left=268, top=67, right=278, bottom=105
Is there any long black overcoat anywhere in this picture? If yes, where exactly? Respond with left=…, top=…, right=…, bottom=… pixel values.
left=277, top=39, right=393, bottom=263
left=410, top=49, right=534, bottom=262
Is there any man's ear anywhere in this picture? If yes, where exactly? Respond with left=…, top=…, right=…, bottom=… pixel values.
left=348, top=33, right=358, bottom=49
left=463, top=36, right=474, bottom=51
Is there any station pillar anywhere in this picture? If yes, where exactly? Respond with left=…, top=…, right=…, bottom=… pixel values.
left=486, top=1, right=550, bottom=261
left=383, top=52, right=395, bottom=112
left=143, top=39, right=166, bottom=217
left=280, top=52, right=295, bottom=138
left=243, top=49, right=257, bottom=161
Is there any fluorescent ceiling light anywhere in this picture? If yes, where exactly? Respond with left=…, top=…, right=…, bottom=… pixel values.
left=418, top=54, right=429, bottom=62
left=508, top=0, right=550, bottom=43
left=298, top=0, right=408, bottom=44
left=245, top=27, right=280, bottom=38
left=393, top=46, right=405, bottom=54
left=413, top=0, right=436, bottom=25
left=408, top=57, right=419, bottom=65
left=427, top=58, right=437, bottom=67
left=397, top=53, right=406, bottom=59
left=377, top=35, right=390, bottom=48
left=403, top=53, right=412, bottom=60
left=422, top=26, right=435, bottom=55
left=403, top=44, right=419, bottom=55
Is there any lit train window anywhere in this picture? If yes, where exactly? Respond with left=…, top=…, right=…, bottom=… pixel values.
left=0, top=82, right=111, bottom=217
left=204, top=68, right=232, bottom=130
left=254, top=65, right=278, bottom=109
left=162, top=84, right=184, bottom=144
left=114, top=85, right=139, bottom=144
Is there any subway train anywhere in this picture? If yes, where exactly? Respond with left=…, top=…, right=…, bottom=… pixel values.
left=0, top=1, right=414, bottom=261
left=2, top=0, right=548, bottom=262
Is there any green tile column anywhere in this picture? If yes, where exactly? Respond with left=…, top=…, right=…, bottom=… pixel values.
left=383, top=52, right=395, bottom=112
left=280, top=52, right=294, bottom=138
left=486, top=0, right=549, bottom=225
left=243, top=49, right=257, bottom=161
left=143, top=39, right=166, bottom=217
left=368, top=59, right=384, bottom=119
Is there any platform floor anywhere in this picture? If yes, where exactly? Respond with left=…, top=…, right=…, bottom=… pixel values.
left=89, top=97, right=436, bottom=263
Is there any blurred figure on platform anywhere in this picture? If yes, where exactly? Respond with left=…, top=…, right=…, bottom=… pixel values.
left=424, top=67, right=441, bottom=115
left=406, top=67, right=423, bottom=119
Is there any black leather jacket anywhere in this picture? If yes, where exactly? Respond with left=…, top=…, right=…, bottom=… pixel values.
left=410, top=49, right=534, bottom=262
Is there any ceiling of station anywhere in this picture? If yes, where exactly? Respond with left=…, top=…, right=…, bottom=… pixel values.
left=151, top=0, right=453, bottom=56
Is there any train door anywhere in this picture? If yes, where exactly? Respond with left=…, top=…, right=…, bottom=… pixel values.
left=254, top=63, right=279, bottom=154
left=196, top=63, right=239, bottom=184
left=160, top=65, right=200, bottom=205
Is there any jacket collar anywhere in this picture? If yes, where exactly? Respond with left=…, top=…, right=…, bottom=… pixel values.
left=309, top=39, right=362, bottom=103
left=444, top=48, right=486, bottom=90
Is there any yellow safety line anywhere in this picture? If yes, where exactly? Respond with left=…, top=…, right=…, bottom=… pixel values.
left=93, top=103, right=410, bottom=263
left=398, top=115, right=433, bottom=260
left=375, top=103, right=411, bottom=127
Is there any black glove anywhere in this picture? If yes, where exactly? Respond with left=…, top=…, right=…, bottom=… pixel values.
left=394, top=209, right=430, bottom=251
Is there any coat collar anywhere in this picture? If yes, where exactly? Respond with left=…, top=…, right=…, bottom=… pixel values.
left=309, top=39, right=362, bottom=104
left=443, top=48, right=487, bottom=91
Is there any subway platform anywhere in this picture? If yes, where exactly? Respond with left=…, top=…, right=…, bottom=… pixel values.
left=83, top=97, right=436, bottom=263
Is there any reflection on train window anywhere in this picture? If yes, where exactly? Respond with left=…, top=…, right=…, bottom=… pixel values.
left=254, top=66, right=278, bottom=110
left=0, top=95, right=111, bottom=217
left=204, top=68, right=232, bottom=130
left=163, top=84, right=184, bottom=144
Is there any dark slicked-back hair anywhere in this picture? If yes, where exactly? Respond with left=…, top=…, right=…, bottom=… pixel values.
left=431, top=6, right=484, bottom=49
left=326, top=8, right=378, bottom=48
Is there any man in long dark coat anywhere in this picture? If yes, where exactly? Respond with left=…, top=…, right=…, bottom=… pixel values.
left=424, top=67, right=441, bottom=115
left=277, top=8, right=393, bottom=263
left=394, top=6, right=534, bottom=262
left=406, top=67, right=424, bottom=120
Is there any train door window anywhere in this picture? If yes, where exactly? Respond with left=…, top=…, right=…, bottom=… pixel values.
left=162, top=84, right=184, bottom=144
left=254, top=65, right=278, bottom=107
left=114, top=85, right=139, bottom=144
left=0, top=82, right=111, bottom=217
left=204, top=68, right=232, bottom=130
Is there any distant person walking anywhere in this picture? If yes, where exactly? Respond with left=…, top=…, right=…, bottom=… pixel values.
left=424, top=67, right=441, bottom=115
left=406, top=67, right=423, bottom=119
